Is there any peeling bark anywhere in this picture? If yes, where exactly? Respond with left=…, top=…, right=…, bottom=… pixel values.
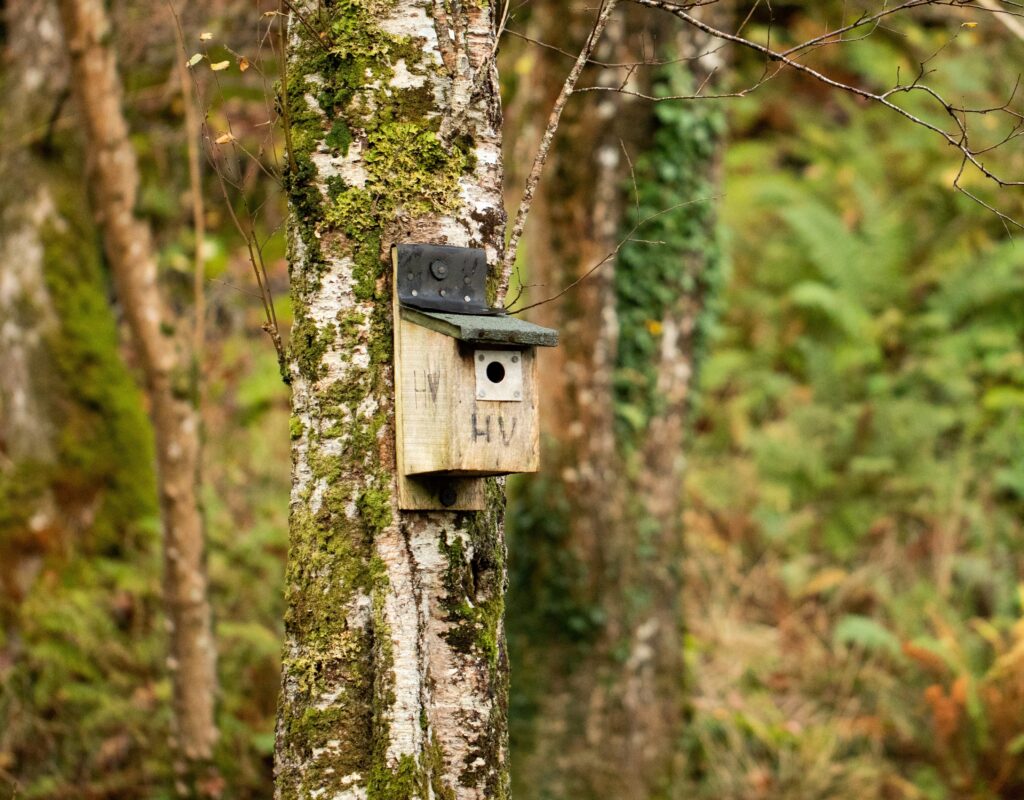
left=276, top=2, right=508, bottom=799
left=56, top=0, right=219, bottom=784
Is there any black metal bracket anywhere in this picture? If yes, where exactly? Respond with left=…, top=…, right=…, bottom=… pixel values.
left=393, top=244, right=501, bottom=316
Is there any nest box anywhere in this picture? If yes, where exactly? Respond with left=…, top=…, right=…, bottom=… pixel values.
left=392, top=244, right=558, bottom=511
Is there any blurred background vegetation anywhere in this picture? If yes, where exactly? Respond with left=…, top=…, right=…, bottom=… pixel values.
left=1, top=0, right=1023, bottom=798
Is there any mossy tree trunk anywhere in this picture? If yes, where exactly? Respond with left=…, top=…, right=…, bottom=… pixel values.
left=275, top=2, right=509, bottom=799
left=503, top=7, right=725, bottom=799
left=56, top=0, right=220, bottom=789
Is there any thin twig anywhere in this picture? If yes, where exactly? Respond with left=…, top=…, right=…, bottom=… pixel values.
left=975, top=0, right=1024, bottom=38
left=628, top=0, right=1024, bottom=195
left=504, top=27, right=727, bottom=68
left=507, top=198, right=712, bottom=314
left=174, top=19, right=207, bottom=387
left=279, top=0, right=331, bottom=53
left=621, top=139, right=640, bottom=223
left=168, top=0, right=288, bottom=369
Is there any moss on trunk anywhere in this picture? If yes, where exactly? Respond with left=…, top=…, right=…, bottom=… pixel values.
left=277, top=2, right=509, bottom=798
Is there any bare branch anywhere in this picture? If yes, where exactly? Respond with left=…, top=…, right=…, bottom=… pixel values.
left=503, top=27, right=728, bottom=68
left=169, top=1, right=287, bottom=370
left=499, top=0, right=620, bottom=301
left=975, top=0, right=1024, bottom=38
left=627, top=0, right=1024, bottom=196
left=622, top=139, right=640, bottom=222
left=507, top=198, right=713, bottom=314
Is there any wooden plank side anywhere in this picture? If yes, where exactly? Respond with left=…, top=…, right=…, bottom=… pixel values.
left=393, top=248, right=486, bottom=510
left=399, top=319, right=463, bottom=474
left=447, top=347, right=540, bottom=474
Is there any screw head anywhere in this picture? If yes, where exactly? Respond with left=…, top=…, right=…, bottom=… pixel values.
left=511, top=355, right=519, bottom=363
left=430, top=260, right=449, bottom=280
left=478, top=353, right=485, bottom=362
left=513, top=391, right=521, bottom=399
left=464, top=295, right=471, bottom=302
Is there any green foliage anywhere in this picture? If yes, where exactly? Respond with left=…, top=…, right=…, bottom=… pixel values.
left=2, top=79, right=291, bottom=799
left=685, top=10, right=1024, bottom=797
left=833, top=615, right=901, bottom=657
left=506, top=461, right=605, bottom=780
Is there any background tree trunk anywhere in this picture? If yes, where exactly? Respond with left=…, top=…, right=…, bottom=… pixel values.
left=503, top=7, right=726, bottom=798
left=0, top=0, right=154, bottom=643
left=0, top=1, right=161, bottom=791
left=56, top=0, right=219, bottom=786
left=0, top=0, right=66, bottom=617
left=275, top=2, right=509, bottom=798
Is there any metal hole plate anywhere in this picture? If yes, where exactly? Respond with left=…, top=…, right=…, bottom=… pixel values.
left=474, top=350, right=523, bottom=402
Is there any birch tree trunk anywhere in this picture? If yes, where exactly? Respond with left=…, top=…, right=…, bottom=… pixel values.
left=503, top=7, right=725, bottom=798
left=56, top=0, right=219, bottom=786
left=275, top=2, right=509, bottom=799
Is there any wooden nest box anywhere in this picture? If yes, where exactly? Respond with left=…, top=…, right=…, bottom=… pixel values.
left=392, top=244, right=558, bottom=511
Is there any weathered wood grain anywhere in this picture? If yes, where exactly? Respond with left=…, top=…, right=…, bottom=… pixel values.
left=397, top=319, right=540, bottom=477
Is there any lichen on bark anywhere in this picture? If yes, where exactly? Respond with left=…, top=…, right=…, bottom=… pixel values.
left=277, top=0, right=509, bottom=797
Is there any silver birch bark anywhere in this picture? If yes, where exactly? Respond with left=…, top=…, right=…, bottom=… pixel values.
left=275, top=1, right=508, bottom=799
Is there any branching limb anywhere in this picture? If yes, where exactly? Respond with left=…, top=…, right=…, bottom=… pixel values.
left=975, top=0, right=1024, bottom=38
left=626, top=0, right=1024, bottom=196
left=501, top=0, right=1024, bottom=316
left=169, top=1, right=288, bottom=371
left=499, top=0, right=620, bottom=300
left=504, top=27, right=728, bottom=68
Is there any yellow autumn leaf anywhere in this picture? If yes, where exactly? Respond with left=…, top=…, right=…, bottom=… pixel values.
left=645, top=319, right=663, bottom=336
left=513, top=53, right=534, bottom=77
left=962, top=21, right=978, bottom=28
left=239, top=57, right=251, bottom=73
left=210, top=60, right=230, bottom=71
left=187, top=53, right=203, bottom=68
left=215, top=132, right=236, bottom=145
left=800, top=568, right=849, bottom=597
left=199, top=31, right=213, bottom=40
